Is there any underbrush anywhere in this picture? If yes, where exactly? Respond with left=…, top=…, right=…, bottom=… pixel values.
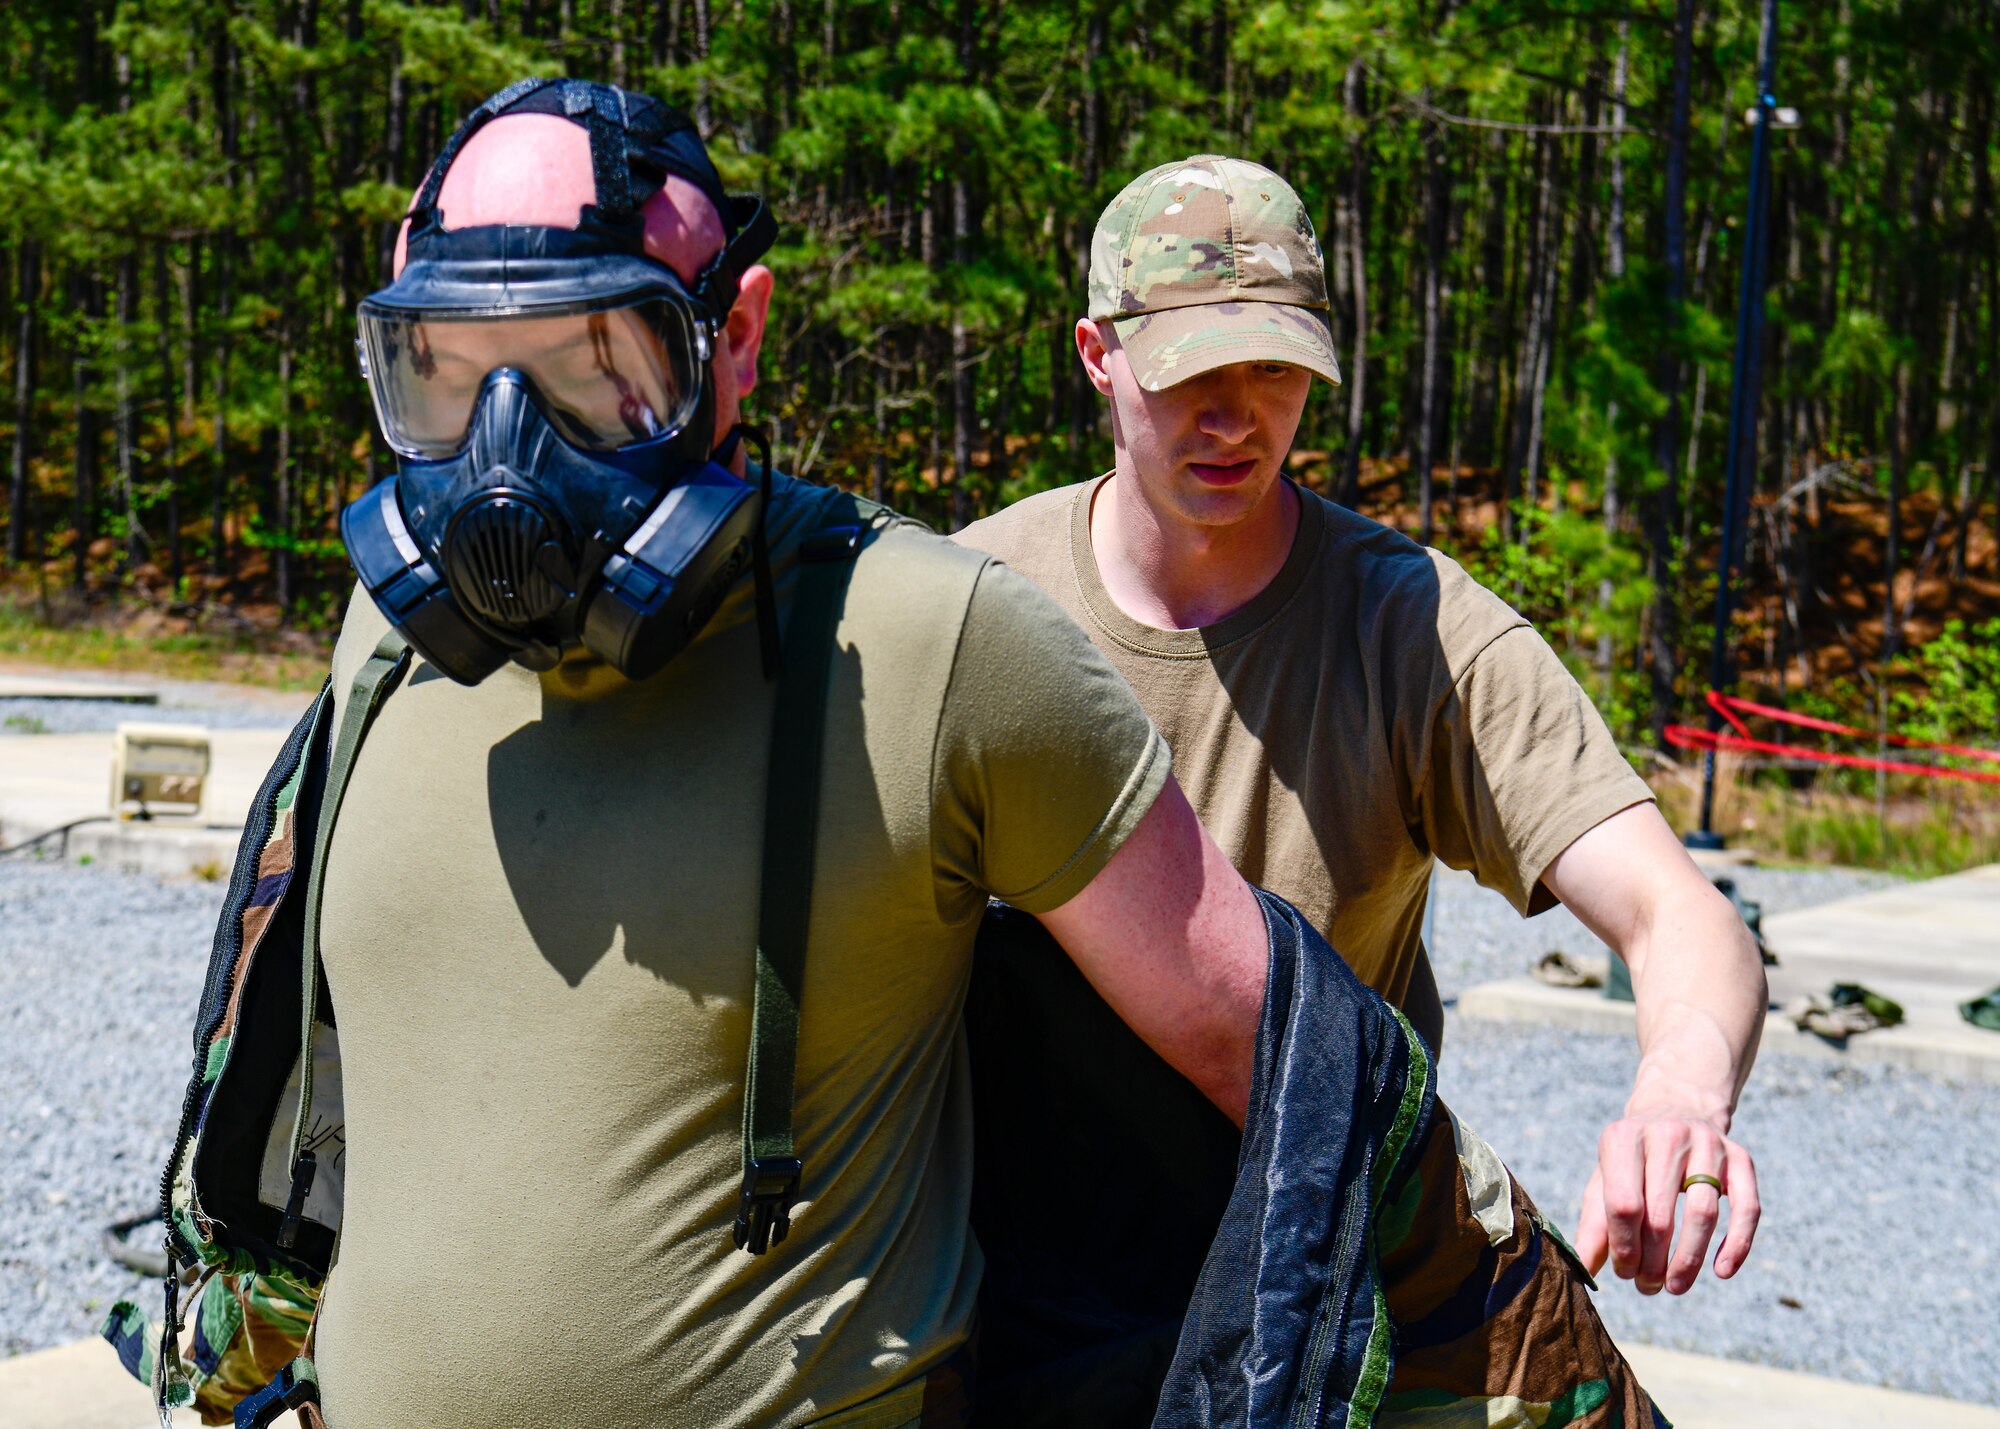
left=0, top=594, right=331, bottom=690
left=1652, top=757, right=2000, bottom=878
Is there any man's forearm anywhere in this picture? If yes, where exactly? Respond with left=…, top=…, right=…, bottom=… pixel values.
left=1545, top=802, right=1767, bottom=1290
left=1544, top=803, right=1766, bottom=1124
left=1622, top=891, right=1766, bottom=1126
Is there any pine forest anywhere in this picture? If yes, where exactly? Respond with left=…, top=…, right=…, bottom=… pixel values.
left=4, top=0, right=2000, bottom=765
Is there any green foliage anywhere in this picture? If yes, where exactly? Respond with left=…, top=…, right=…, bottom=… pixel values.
left=1816, top=310, right=1901, bottom=391
left=0, top=0, right=1992, bottom=781
left=1452, top=503, right=1650, bottom=659
left=1774, top=792, right=1991, bottom=879
left=1889, top=618, right=2000, bottom=752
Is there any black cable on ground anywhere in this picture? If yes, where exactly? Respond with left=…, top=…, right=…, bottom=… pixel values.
left=0, top=816, right=115, bottom=860
left=102, top=1209, right=172, bottom=1280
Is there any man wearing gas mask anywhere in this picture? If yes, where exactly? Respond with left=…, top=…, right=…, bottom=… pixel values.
left=305, top=78, right=1273, bottom=1427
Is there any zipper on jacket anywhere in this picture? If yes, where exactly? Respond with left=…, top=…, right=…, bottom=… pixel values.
left=156, top=681, right=329, bottom=1263
left=1291, top=1151, right=1374, bottom=1428
left=1292, top=1011, right=1432, bottom=1429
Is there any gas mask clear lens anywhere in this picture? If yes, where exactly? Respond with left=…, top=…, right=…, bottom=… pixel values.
left=357, top=295, right=708, bottom=459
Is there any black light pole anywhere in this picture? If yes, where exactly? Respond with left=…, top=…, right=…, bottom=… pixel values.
left=1686, top=0, right=1786, bottom=851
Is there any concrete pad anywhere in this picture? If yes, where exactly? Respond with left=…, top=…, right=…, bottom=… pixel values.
left=1458, top=975, right=2000, bottom=1083
left=0, top=676, right=158, bottom=703
left=1626, top=1342, right=2000, bottom=1428
left=0, top=729, right=283, bottom=877
left=5, top=1332, right=1996, bottom=1429
left=0, top=729, right=286, bottom=828
left=1685, top=846, right=1759, bottom=872
left=0, top=1336, right=199, bottom=1429
left=1459, top=863, right=2000, bottom=1083
left=0, top=660, right=314, bottom=719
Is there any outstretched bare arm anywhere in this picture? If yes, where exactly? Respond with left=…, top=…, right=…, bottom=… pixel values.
left=1543, top=802, right=1766, bottom=1296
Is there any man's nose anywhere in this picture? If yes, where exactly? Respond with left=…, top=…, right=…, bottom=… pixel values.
left=1195, top=380, right=1257, bottom=443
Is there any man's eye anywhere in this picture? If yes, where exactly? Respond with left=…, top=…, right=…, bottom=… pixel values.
left=1258, top=362, right=1291, bottom=377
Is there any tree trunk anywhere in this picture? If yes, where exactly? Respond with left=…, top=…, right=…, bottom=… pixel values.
left=7, top=240, right=37, bottom=566
left=115, top=254, right=139, bottom=567
left=949, top=176, right=974, bottom=531
left=156, top=245, right=182, bottom=583
left=1525, top=133, right=1565, bottom=517
left=1414, top=98, right=1447, bottom=545
left=380, top=55, right=408, bottom=284
left=210, top=21, right=236, bottom=576
left=1467, top=133, right=1506, bottom=470
left=71, top=271, right=101, bottom=593
left=276, top=334, right=294, bottom=611
left=1598, top=28, right=1628, bottom=681
left=871, top=370, right=889, bottom=507
left=1965, top=84, right=1998, bottom=581
left=1506, top=132, right=1555, bottom=534
left=1647, top=0, right=1697, bottom=746
left=947, top=0, right=977, bottom=530
left=210, top=241, right=231, bottom=577
left=1338, top=59, right=1368, bottom=509
left=1884, top=365, right=1909, bottom=668
left=692, top=0, right=712, bottom=134
left=1071, top=4, right=1106, bottom=453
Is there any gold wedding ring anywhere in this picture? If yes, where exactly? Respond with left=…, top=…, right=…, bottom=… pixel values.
left=1682, top=1172, right=1723, bottom=1193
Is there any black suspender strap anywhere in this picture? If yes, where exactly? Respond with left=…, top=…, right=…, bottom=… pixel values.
left=253, top=510, right=860, bottom=1260
left=735, top=497, right=867, bottom=1255
left=280, top=630, right=412, bottom=1250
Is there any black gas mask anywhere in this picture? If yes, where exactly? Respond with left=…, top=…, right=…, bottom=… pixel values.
left=344, top=77, right=780, bottom=686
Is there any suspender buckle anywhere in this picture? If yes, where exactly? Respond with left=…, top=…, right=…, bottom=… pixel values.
left=274, top=1150, right=318, bottom=1251
left=733, top=1155, right=803, bottom=1255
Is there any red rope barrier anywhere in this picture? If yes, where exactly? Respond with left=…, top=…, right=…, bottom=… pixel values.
left=1702, top=690, right=2000, bottom=764
left=1665, top=692, right=2000, bottom=785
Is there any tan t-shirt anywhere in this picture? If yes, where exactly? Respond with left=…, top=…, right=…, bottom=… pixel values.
left=313, top=474, right=1169, bottom=1429
left=954, top=476, right=1651, bottom=1014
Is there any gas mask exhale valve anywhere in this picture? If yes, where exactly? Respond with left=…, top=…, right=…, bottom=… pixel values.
left=340, top=77, right=779, bottom=685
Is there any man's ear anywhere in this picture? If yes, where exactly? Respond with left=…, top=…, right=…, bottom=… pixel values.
left=1075, top=318, right=1116, bottom=398
left=725, top=263, right=775, bottom=397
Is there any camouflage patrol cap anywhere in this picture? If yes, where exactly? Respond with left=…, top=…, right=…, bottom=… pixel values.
left=1089, top=155, right=1340, bottom=392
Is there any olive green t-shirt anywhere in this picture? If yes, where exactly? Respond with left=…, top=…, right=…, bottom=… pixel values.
left=954, top=475, right=1652, bottom=1016
left=313, top=474, right=1169, bottom=1428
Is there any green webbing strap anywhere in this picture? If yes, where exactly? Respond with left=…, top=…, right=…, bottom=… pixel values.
left=279, top=630, right=411, bottom=1250
left=735, top=497, right=866, bottom=1255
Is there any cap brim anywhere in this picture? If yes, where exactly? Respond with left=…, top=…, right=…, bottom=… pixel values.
left=1109, top=301, right=1342, bottom=393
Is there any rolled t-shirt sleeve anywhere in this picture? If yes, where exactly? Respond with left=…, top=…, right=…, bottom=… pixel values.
left=1423, top=625, right=1655, bottom=915
left=931, top=558, right=1171, bottom=921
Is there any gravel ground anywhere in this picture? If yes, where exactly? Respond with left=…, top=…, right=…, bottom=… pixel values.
left=0, top=855, right=218, bottom=1358
left=1440, top=1016, right=2000, bottom=1407
left=2, top=854, right=1993, bottom=1411
left=1426, top=860, right=1907, bottom=1002
left=1431, top=865, right=2000, bottom=1409
left=1, top=695, right=301, bottom=734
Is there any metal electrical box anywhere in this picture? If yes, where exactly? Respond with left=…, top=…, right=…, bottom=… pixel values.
left=110, top=723, right=211, bottom=819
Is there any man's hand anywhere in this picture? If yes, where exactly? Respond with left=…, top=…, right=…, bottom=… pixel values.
left=1038, top=775, right=1267, bottom=1125
left=1574, top=1099, right=1760, bottom=1296
left=1543, top=803, right=1767, bottom=1295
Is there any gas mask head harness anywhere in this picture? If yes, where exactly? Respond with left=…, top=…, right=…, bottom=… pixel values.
left=345, top=77, right=781, bottom=685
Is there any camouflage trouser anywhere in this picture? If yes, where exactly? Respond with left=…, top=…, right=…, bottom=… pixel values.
left=1375, top=1109, right=1669, bottom=1429
left=100, top=1267, right=320, bottom=1428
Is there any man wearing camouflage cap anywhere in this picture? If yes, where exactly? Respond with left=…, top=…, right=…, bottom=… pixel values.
left=960, top=155, right=1770, bottom=1416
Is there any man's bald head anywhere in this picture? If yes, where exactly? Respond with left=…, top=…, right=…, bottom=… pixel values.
left=385, top=107, right=775, bottom=479
left=394, top=112, right=728, bottom=285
